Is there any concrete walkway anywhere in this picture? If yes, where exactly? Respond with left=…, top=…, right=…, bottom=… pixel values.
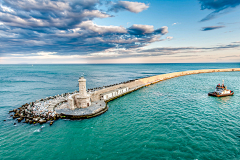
left=55, top=100, right=106, bottom=116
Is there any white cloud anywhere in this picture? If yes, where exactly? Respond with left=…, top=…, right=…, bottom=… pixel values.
left=77, top=21, right=127, bottom=34
left=158, top=26, right=168, bottom=34
left=0, top=4, right=15, bottom=13
left=172, top=22, right=180, bottom=26
left=81, top=10, right=110, bottom=18
left=166, top=36, right=173, bottom=40
left=110, top=1, right=149, bottom=13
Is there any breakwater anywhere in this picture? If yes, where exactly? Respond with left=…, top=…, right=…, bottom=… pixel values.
left=8, top=68, right=240, bottom=125
left=91, top=68, right=240, bottom=101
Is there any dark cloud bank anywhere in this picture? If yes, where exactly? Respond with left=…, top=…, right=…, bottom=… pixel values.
left=201, top=25, right=225, bottom=31
left=199, top=0, right=240, bottom=21
left=0, top=0, right=169, bottom=57
left=1, top=0, right=239, bottom=59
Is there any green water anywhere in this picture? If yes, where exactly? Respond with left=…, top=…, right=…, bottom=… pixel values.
left=1, top=65, right=240, bottom=160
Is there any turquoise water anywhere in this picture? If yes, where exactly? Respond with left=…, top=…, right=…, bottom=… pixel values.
left=0, top=63, right=240, bottom=159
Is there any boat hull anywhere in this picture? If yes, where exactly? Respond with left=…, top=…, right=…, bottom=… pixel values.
left=208, top=92, right=234, bottom=97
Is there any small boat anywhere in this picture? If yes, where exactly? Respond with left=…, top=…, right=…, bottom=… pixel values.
left=208, top=80, right=234, bottom=97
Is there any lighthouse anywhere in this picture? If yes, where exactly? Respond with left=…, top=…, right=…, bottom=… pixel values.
left=78, top=76, right=87, bottom=97
left=67, top=76, right=91, bottom=109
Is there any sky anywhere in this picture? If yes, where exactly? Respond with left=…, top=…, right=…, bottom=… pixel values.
left=0, top=0, right=240, bottom=64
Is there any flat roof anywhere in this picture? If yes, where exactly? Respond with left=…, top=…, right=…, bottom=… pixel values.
left=100, top=87, right=128, bottom=95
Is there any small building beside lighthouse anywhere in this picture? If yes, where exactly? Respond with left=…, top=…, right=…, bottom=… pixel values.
left=68, top=76, right=91, bottom=110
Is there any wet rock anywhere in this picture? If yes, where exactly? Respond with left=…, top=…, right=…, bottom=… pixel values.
left=13, top=115, right=19, bottom=119
left=29, top=120, right=33, bottom=124
left=24, top=119, right=29, bottom=123
left=17, top=118, right=23, bottom=122
left=39, top=119, right=47, bottom=124
left=50, top=121, right=54, bottom=126
left=33, top=117, right=40, bottom=122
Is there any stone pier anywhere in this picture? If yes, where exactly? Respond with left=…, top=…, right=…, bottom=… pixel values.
left=9, top=68, right=240, bottom=123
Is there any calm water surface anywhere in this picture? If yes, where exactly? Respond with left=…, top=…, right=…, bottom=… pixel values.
left=0, top=63, right=240, bottom=160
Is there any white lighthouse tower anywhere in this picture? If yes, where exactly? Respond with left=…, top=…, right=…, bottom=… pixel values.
left=78, top=76, right=87, bottom=97
left=67, top=76, right=91, bottom=109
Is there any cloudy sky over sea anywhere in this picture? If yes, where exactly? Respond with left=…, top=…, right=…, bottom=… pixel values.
left=0, top=0, right=239, bottom=64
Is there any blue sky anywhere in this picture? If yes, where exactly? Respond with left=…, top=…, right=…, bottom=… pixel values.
left=0, top=0, right=239, bottom=63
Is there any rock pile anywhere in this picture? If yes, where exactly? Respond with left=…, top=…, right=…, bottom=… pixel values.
left=9, top=101, right=60, bottom=125
left=8, top=93, right=71, bottom=125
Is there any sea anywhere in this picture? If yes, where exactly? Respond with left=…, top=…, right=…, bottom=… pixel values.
left=0, top=63, right=240, bottom=160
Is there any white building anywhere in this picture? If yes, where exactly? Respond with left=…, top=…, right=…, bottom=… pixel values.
left=100, top=87, right=129, bottom=100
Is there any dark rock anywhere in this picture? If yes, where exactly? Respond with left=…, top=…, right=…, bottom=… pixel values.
left=17, top=118, right=23, bottom=122
left=50, top=121, right=54, bottom=126
left=24, top=119, right=29, bottom=123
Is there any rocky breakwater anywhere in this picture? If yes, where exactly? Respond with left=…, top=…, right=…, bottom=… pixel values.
left=9, top=93, right=72, bottom=126
left=8, top=68, right=240, bottom=125
left=8, top=89, right=107, bottom=125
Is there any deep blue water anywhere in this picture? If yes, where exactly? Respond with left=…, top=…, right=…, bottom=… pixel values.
left=0, top=63, right=240, bottom=160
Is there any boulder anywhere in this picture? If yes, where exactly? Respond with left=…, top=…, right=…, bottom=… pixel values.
left=33, top=117, right=40, bottom=122
left=24, top=119, right=29, bottom=123
left=39, top=119, right=47, bottom=124
left=17, top=118, right=23, bottom=122
left=50, top=121, right=54, bottom=126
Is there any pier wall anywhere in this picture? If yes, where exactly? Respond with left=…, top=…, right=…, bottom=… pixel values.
left=90, top=68, right=240, bottom=102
